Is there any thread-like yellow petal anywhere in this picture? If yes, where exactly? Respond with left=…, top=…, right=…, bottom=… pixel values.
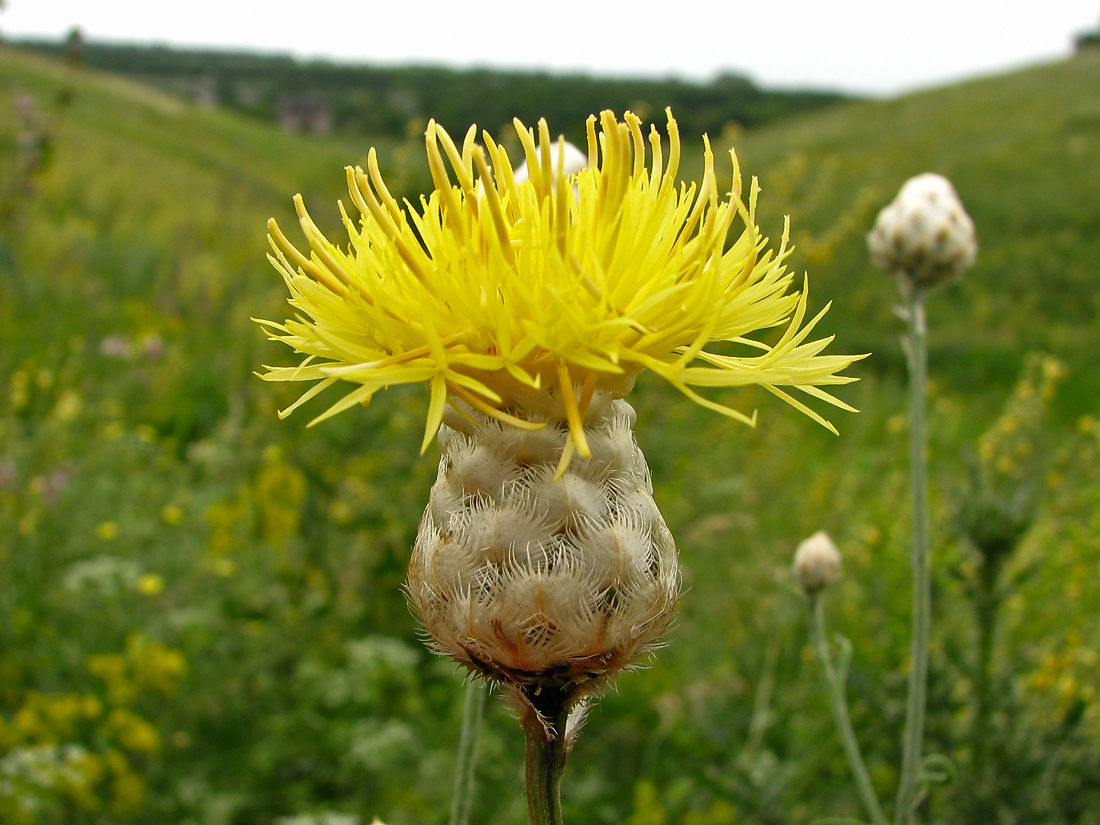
left=257, top=111, right=860, bottom=443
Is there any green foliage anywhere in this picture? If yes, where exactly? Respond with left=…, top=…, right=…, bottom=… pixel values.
left=2, top=42, right=1099, bottom=825
left=14, top=39, right=849, bottom=145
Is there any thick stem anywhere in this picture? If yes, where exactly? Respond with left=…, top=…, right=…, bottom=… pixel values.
left=896, top=286, right=931, bottom=825
left=810, top=595, right=889, bottom=825
left=523, top=687, right=572, bottom=825
left=449, top=680, right=488, bottom=825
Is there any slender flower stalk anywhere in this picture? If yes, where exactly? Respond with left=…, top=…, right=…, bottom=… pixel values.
left=869, top=173, right=976, bottom=824
left=449, top=681, right=487, bottom=825
left=795, top=531, right=887, bottom=825
left=895, top=285, right=930, bottom=825
left=970, top=550, right=998, bottom=792
left=259, top=109, right=863, bottom=823
left=808, top=593, right=889, bottom=825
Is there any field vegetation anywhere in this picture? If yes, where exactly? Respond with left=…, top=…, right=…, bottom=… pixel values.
left=1, top=42, right=1098, bottom=824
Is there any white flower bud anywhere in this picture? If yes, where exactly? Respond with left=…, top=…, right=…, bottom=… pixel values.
left=513, top=139, right=588, bottom=185
left=867, top=173, right=976, bottom=287
left=793, top=531, right=842, bottom=596
left=407, top=399, right=679, bottom=694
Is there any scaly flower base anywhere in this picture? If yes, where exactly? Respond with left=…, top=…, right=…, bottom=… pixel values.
left=408, top=393, right=679, bottom=708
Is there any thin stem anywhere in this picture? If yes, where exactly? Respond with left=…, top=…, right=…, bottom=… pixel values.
left=972, top=563, right=998, bottom=778
left=743, top=635, right=781, bottom=761
left=449, top=680, right=488, bottom=825
left=523, top=688, right=571, bottom=825
left=810, top=595, right=890, bottom=825
left=967, top=558, right=1002, bottom=821
left=895, top=286, right=931, bottom=825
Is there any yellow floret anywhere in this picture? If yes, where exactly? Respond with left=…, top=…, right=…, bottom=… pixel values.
left=257, top=109, right=860, bottom=456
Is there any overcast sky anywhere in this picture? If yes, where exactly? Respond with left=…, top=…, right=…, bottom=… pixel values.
left=3, top=1, right=1098, bottom=96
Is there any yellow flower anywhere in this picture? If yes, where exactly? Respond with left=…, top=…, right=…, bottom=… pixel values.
left=161, top=504, right=184, bottom=525
left=105, top=707, right=161, bottom=754
left=95, top=521, right=119, bottom=541
left=135, top=574, right=164, bottom=596
left=258, top=110, right=860, bottom=455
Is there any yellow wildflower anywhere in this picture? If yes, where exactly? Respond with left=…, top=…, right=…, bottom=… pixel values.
left=105, top=708, right=161, bottom=754
left=95, top=521, right=119, bottom=541
left=135, top=574, right=164, bottom=596
left=161, top=504, right=184, bottom=525
left=258, top=110, right=860, bottom=455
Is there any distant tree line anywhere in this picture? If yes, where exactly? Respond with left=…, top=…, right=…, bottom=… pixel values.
left=14, top=39, right=850, bottom=142
left=1075, top=17, right=1100, bottom=51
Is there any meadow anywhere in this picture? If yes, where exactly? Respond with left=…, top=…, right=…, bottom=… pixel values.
left=1, top=43, right=1099, bottom=824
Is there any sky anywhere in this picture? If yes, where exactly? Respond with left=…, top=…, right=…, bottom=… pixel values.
left=3, top=1, right=1098, bottom=96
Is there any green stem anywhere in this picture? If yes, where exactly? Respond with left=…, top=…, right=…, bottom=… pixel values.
left=972, top=565, right=997, bottom=774
left=449, top=680, right=488, bottom=825
left=523, top=688, right=571, bottom=825
left=968, top=558, right=1001, bottom=821
left=743, top=636, right=781, bottom=761
left=896, top=286, right=931, bottom=825
left=810, top=595, right=890, bottom=825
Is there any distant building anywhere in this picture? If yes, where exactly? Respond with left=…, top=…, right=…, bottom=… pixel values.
left=277, top=92, right=333, bottom=135
left=193, top=74, right=218, bottom=108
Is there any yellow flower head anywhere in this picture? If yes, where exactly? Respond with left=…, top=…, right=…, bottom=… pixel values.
left=258, top=110, right=860, bottom=456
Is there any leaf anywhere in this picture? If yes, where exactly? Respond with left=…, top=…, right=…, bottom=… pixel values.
left=920, top=753, right=956, bottom=787
left=832, top=633, right=853, bottom=686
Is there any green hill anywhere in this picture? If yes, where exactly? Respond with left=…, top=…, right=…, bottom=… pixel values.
left=734, top=53, right=1100, bottom=406
left=14, top=38, right=849, bottom=145
left=1, top=44, right=1098, bottom=825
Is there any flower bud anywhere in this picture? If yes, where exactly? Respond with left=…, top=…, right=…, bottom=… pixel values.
left=512, top=139, right=588, bottom=184
left=793, top=531, right=842, bottom=596
left=407, top=399, right=679, bottom=698
left=867, top=173, right=976, bottom=287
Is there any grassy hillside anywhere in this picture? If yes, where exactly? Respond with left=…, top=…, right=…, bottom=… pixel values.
left=735, top=53, right=1100, bottom=404
left=1, top=44, right=1098, bottom=825
left=16, top=38, right=849, bottom=145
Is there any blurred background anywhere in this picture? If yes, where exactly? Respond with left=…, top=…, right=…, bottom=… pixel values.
left=1, top=2, right=1099, bottom=823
